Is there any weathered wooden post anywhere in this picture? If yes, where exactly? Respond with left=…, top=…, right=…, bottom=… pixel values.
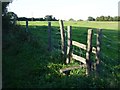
left=59, top=20, right=67, bottom=58
left=25, top=19, right=31, bottom=42
left=26, top=19, right=28, bottom=32
left=95, top=29, right=102, bottom=75
left=66, top=26, right=72, bottom=64
left=48, top=22, right=52, bottom=51
left=86, top=29, right=93, bottom=75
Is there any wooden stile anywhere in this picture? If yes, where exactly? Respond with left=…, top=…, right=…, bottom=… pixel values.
left=58, top=21, right=102, bottom=76
left=66, top=26, right=72, bottom=64
left=92, top=47, right=96, bottom=54
left=95, top=29, right=102, bottom=74
left=86, top=29, right=93, bottom=75
left=60, top=64, right=85, bottom=73
left=59, top=20, right=67, bottom=57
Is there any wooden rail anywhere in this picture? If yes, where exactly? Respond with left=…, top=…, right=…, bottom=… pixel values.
left=60, top=64, right=86, bottom=73
left=72, top=53, right=86, bottom=64
left=72, top=41, right=86, bottom=50
left=72, top=40, right=96, bottom=54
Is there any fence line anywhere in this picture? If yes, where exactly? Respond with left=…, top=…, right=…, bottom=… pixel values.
left=102, top=43, right=118, bottom=51
left=24, top=20, right=118, bottom=76
left=58, top=20, right=102, bottom=75
left=103, top=35, right=118, bottom=45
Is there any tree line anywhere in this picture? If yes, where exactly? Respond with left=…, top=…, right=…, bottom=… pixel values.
left=17, top=15, right=58, bottom=21
left=87, top=16, right=120, bottom=21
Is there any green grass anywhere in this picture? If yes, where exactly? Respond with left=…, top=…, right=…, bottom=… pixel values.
left=3, top=21, right=119, bottom=88
left=18, top=21, right=118, bottom=30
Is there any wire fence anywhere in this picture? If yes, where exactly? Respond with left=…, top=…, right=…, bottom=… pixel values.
left=23, top=20, right=119, bottom=75
left=50, top=24, right=118, bottom=59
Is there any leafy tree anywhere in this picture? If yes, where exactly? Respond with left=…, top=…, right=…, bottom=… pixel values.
left=2, top=1, right=18, bottom=34
left=39, top=18, right=45, bottom=21
left=96, top=16, right=114, bottom=21
left=108, top=16, right=113, bottom=21
left=2, top=2, right=11, bottom=33
left=7, top=12, right=18, bottom=25
left=44, top=15, right=58, bottom=21
left=69, top=18, right=75, bottom=21
left=113, top=16, right=118, bottom=21
left=99, top=16, right=104, bottom=21
left=52, top=17, right=58, bottom=21
left=87, top=16, right=95, bottom=21
left=96, top=17, right=100, bottom=21
left=113, top=16, right=120, bottom=21
left=2, top=2, right=9, bottom=15
left=44, top=15, right=53, bottom=21
left=118, top=16, right=120, bottom=21
left=77, top=19, right=83, bottom=21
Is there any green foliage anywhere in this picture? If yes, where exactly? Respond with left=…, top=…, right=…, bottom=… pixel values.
left=44, top=15, right=58, bottom=21
left=87, top=16, right=95, bottom=21
left=2, top=2, right=9, bottom=15
left=96, top=16, right=120, bottom=21
left=7, top=12, right=18, bottom=25
left=69, top=18, right=75, bottom=21
left=44, top=15, right=53, bottom=21
left=2, top=2, right=18, bottom=34
left=2, top=12, right=18, bottom=32
left=77, top=19, right=83, bottom=21
left=18, top=15, right=58, bottom=21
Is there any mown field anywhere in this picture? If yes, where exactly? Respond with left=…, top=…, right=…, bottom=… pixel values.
left=3, top=21, right=120, bottom=88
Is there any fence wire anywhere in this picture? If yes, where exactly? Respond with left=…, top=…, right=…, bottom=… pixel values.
left=32, top=23, right=119, bottom=69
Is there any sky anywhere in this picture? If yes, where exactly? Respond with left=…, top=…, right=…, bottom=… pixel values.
left=7, top=0, right=120, bottom=20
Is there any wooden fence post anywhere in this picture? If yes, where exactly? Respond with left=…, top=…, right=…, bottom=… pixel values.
left=48, top=22, right=52, bottom=51
left=66, top=26, right=72, bottom=64
left=86, top=29, right=93, bottom=75
left=59, top=20, right=67, bottom=57
left=26, top=19, right=28, bottom=32
left=95, top=29, right=102, bottom=75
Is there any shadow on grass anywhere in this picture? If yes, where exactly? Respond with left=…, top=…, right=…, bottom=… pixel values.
left=2, top=25, right=119, bottom=88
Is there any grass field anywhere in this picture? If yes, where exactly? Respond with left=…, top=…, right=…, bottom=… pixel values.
left=18, top=21, right=118, bottom=30
left=3, top=21, right=119, bottom=88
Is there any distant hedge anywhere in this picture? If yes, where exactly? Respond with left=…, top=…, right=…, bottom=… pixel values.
left=87, top=16, right=120, bottom=21
left=17, top=15, right=58, bottom=21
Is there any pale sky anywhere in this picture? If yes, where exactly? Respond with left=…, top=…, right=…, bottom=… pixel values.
left=7, top=0, right=120, bottom=20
